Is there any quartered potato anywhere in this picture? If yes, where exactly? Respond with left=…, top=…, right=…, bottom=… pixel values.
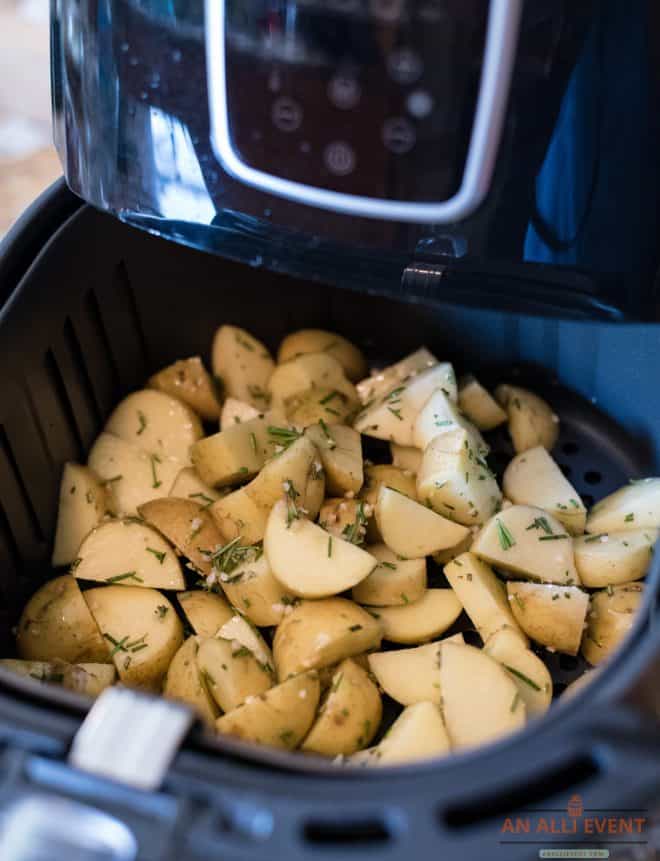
left=285, top=387, right=358, bottom=427
left=507, top=582, right=589, bottom=655
left=574, top=528, right=657, bottom=587
left=458, top=375, right=507, bottom=431
left=0, top=659, right=116, bottom=698
left=177, top=590, right=234, bottom=638
left=105, top=389, right=203, bottom=465
left=273, top=598, right=382, bottom=680
left=582, top=582, right=644, bottom=666
left=217, top=614, right=275, bottom=676
left=440, top=642, right=526, bottom=749
left=483, top=628, right=553, bottom=717
left=444, top=552, right=528, bottom=646
left=586, top=479, right=660, bottom=533
left=352, top=544, right=426, bottom=607
left=245, top=435, right=317, bottom=510
left=413, top=388, right=488, bottom=453
left=17, top=575, right=110, bottom=664
left=359, top=464, right=417, bottom=542
left=277, top=329, right=367, bottom=382
left=319, top=498, right=370, bottom=543
left=219, top=551, right=296, bottom=626
left=163, top=637, right=218, bottom=726
left=302, top=659, right=381, bottom=756
left=265, top=499, right=376, bottom=598
left=367, top=634, right=464, bottom=706
left=356, top=347, right=437, bottom=405
left=495, top=385, right=559, bottom=454
left=390, top=443, right=423, bottom=474
left=366, top=590, right=462, bottom=645
left=212, top=325, right=275, bottom=410
left=138, top=497, right=223, bottom=575
left=305, top=423, right=363, bottom=495
left=74, top=519, right=184, bottom=590
left=472, top=505, right=579, bottom=585
left=220, top=397, right=261, bottom=428
left=503, top=447, right=586, bottom=535
left=52, top=463, right=107, bottom=566
left=84, top=586, right=183, bottom=691
left=210, top=487, right=270, bottom=544
left=197, top=636, right=274, bottom=712
left=88, top=433, right=179, bottom=516
left=417, top=427, right=501, bottom=526
left=373, top=702, right=451, bottom=766
left=149, top=356, right=220, bottom=421
left=432, top=531, right=474, bottom=566
left=169, top=467, right=222, bottom=508
left=375, top=486, right=469, bottom=557
left=268, top=353, right=357, bottom=409
left=216, top=671, right=320, bottom=750
left=354, top=362, right=457, bottom=446
left=191, top=416, right=275, bottom=487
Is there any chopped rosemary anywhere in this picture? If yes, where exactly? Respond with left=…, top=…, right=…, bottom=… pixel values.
left=504, top=665, right=541, bottom=691
left=189, top=492, right=214, bottom=508
left=348, top=624, right=363, bottom=632
left=283, top=480, right=301, bottom=527
left=155, top=605, right=169, bottom=619
left=103, top=475, right=123, bottom=485
left=319, top=390, right=340, bottom=405
left=584, top=533, right=605, bottom=543
left=318, top=419, right=336, bottom=449
left=341, top=501, right=368, bottom=546
left=624, top=513, right=635, bottom=522
left=569, top=499, right=580, bottom=508
left=137, top=410, right=147, bottom=435
left=106, top=571, right=143, bottom=584
left=104, top=633, right=129, bottom=657
left=328, top=536, right=333, bottom=558
left=146, top=547, right=166, bottom=564
left=268, top=425, right=301, bottom=449
left=510, top=691, right=521, bottom=713
left=388, top=407, right=403, bottom=421
left=331, top=672, right=344, bottom=692
left=379, top=561, right=397, bottom=570
left=538, top=533, right=569, bottom=541
left=496, top=519, right=516, bottom=550
left=249, top=432, right=257, bottom=453
left=150, top=454, right=162, bottom=489
left=211, top=538, right=262, bottom=576
left=526, top=516, right=553, bottom=535
left=232, top=646, right=252, bottom=658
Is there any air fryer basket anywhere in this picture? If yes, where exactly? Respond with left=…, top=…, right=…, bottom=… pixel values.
left=0, top=183, right=657, bottom=860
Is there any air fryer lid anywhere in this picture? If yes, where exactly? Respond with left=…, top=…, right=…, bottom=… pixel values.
left=0, top=189, right=657, bottom=860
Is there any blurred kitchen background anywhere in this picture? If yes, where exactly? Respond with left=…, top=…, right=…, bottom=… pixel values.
left=0, top=0, right=60, bottom=237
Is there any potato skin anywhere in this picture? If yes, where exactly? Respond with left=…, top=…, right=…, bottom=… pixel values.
left=163, top=637, right=219, bottom=727
left=495, top=385, right=559, bottom=453
left=17, top=575, right=110, bottom=664
left=149, top=356, right=220, bottom=421
left=138, top=497, right=223, bottom=576
left=581, top=582, right=644, bottom=666
left=277, top=330, right=367, bottom=382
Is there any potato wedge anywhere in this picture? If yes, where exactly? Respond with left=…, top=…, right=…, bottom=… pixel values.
left=177, top=590, right=234, bottom=637
left=245, top=436, right=317, bottom=510
left=367, top=590, right=462, bottom=645
left=366, top=634, right=464, bottom=707
left=17, top=575, right=109, bottom=663
left=301, top=659, right=381, bottom=756
left=169, top=467, right=222, bottom=507
left=191, top=416, right=275, bottom=487
left=507, top=582, right=589, bottom=655
left=285, top=387, right=358, bottom=427
left=212, top=325, right=275, bottom=409
left=277, top=329, right=367, bottom=382
left=574, top=528, right=657, bottom=587
left=219, top=551, right=297, bottom=626
left=356, top=347, right=437, bottom=404
left=88, top=433, right=179, bottom=516
left=458, top=375, right=507, bottom=431
left=319, top=498, right=371, bottom=543
left=197, top=636, right=273, bottom=712
left=74, top=519, right=184, bottom=590
left=483, top=628, right=552, bottom=717
left=495, top=385, right=559, bottom=454
left=52, top=463, right=107, bottom=566
left=305, top=423, right=363, bottom=495
left=84, top=586, right=183, bottom=691
left=586, top=479, right=660, bottom=533
left=374, top=702, right=451, bottom=765
left=138, top=497, right=223, bottom=576
left=375, top=486, right=469, bottom=557
left=582, top=582, right=644, bottom=666
left=444, top=552, right=528, bottom=646
left=0, top=659, right=116, bottom=698
left=413, top=389, right=488, bottom=453
left=390, top=443, right=422, bottom=474
left=359, top=464, right=417, bottom=542
left=352, top=544, right=426, bottom=606
left=503, top=447, right=586, bottom=535
left=440, top=642, right=526, bottom=749
left=268, top=353, right=357, bottom=409
left=105, top=389, right=203, bottom=465
left=417, top=428, right=501, bottom=526
left=220, top=397, right=261, bottom=428
left=354, top=362, right=457, bottom=446
left=216, top=671, right=320, bottom=750
left=148, top=356, right=220, bottom=421
left=472, top=506, right=579, bottom=585
left=273, top=598, right=382, bottom=680
left=217, top=614, right=275, bottom=677
left=265, top=499, right=376, bottom=598
left=209, top=487, right=270, bottom=544
left=0, top=659, right=57, bottom=682
left=163, top=637, right=218, bottom=726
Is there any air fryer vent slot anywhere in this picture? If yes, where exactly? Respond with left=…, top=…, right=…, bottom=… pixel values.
left=303, top=818, right=391, bottom=847
left=442, top=755, right=599, bottom=829
left=0, top=424, right=46, bottom=547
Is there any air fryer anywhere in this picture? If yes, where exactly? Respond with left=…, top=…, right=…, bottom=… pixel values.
left=0, top=0, right=657, bottom=858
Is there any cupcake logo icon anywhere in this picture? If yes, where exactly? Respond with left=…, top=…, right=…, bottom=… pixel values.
left=567, top=794, right=583, bottom=818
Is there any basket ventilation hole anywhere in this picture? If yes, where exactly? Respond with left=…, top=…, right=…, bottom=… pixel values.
left=562, top=442, right=580, bottom=456
left=584, top=470, right=602, bottom=485
left=303, top=818, right=391, bottom=847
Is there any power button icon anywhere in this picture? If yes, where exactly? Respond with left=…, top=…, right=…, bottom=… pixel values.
left=324, top=141, right=356, bottom=176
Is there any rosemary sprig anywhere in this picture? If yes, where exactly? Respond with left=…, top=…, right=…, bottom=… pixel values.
left=318, top=419, right=336, bottom=450
left=150, top=454, right=162, bottom=489
left=146, top=547, right=166, bottom=565
left=268, top=425, right=302, bottom=450
left=283, top=480, right=301, bottom=527
left=496, top=519, right=516, bottom=550
left=106, top=571, right=143, bottom=584
left=526, top=516, right=553, bottom=535
left=504, top=665, right=541, bottom=691
left=341, top=501, right=368, bottom=546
